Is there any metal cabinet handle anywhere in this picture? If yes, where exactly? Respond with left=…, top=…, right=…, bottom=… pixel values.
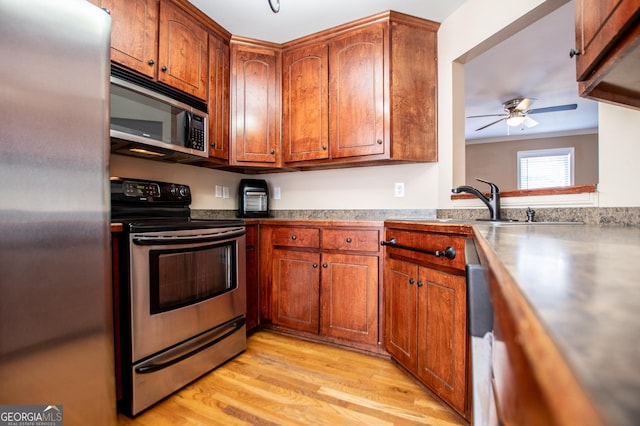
left=380, top=238, right=456, bottom=260
left=312, top=263, right=318, bottom=268
left=376, top=139, right=383, bottom=144
left=291, top=235, right=297, bottom=240
left=322, top=263, right=328, bottom=268
left=409, top=278, right=415, bottom=285
left=322, top=145, right=327, bottom=150
left=161, top=65, right=167, bottom=72
left=148, top=59, right=155, bottom=65
left=270, top=149, right=275, bottom=154
left=210, top=142, right=216, bottom=148
left=346, top=237, right=352, bottom=243
left=569, top=48, right=581, bottom=58
left=417, top=281, right=424, bottom=288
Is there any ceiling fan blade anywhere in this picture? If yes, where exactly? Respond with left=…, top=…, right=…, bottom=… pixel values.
left=515, top=98, right=535, bottom=111
left=466, top=113, right=508, bottom=119
left=528, top=104, right=578, bottom=114
left=475, top=118, right=505, bottom=131
left=524, top=116, right=538, bottom=128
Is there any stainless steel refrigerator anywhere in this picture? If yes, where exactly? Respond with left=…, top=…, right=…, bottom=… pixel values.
left=0, top=1, right=116, bottom=424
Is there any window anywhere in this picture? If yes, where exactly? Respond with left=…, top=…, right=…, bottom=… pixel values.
left=517, top=147, right=574, bottom=189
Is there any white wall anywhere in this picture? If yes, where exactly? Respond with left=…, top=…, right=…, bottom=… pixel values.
left=110, top=155, right=240, bottom=210
left=263, top=163, right=439, bottom=210
left=111, top=0, right=640, bottom=210
left=597, top=103, right=640, bottom=207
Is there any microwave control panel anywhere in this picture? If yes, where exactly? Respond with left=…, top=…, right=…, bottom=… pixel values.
left=187, top=114, right=206, bottom=152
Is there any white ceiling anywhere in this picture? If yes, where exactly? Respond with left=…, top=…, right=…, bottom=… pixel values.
left=187, top=0, right=598, bottom=143
left=188, top=0, right=466, bottom=43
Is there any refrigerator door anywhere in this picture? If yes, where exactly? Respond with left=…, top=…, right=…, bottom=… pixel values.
left=0, top=1, right=115, bottom=425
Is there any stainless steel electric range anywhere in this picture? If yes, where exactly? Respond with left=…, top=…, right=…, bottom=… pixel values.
left=111, top=177, right=247, bottom=416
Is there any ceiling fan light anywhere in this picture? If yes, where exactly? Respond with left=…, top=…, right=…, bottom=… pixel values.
left=506, top=115, right=525, bottom=126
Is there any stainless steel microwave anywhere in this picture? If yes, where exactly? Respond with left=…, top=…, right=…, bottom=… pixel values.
left=110, top=74, right=208, bottom=161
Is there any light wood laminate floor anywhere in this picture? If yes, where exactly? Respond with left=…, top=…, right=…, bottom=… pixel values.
left=118, top=330, right=467, bottom=425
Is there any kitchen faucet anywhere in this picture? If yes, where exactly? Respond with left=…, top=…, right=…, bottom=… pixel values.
left=452, top=178, right=502, bottom=221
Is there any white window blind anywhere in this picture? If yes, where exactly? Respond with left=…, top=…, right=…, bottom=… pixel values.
left=517, top=147, right=574, bottom=190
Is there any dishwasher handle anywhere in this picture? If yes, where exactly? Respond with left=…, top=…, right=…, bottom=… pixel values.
left=381, top=237, right=456, bottom=260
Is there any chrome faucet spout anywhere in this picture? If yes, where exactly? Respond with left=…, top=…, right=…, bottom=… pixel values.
left=451, top=178, right=501, bottom=221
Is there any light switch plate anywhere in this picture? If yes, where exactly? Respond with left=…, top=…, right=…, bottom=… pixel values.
left=222, top=186, right=230, bottom=199
left=215, top=185, right=222, bottom=198
left=274, top=187, right=281, bottom=199
left=394, top=182, right=405, bottom=197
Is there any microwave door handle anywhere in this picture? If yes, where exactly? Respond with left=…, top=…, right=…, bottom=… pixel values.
left=184, top=111, right=192, bottom=148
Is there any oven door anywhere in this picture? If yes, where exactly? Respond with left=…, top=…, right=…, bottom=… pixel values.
left=129, top=226, right=246, bottom=362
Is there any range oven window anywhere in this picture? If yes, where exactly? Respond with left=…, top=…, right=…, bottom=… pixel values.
left=149, top=241, right=237, bottom=314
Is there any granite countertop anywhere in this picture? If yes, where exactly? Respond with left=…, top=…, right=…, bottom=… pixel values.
left=468, top=223, right=640, bottom=426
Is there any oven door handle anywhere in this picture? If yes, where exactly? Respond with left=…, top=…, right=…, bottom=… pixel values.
left=132, top=228, right=245, bottom=246
left=135, top=317, right=246, bottom=374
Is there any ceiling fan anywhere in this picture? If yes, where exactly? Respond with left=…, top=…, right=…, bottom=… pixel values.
left=467, top=97, right=578, bottom=132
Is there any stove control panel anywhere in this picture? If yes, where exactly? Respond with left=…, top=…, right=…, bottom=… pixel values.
left=110, top=177, right=191, bottom=204
left=123, top=181, right=161, bottom=198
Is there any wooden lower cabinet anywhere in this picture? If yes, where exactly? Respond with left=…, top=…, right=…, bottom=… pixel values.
left=272, top=249, right=321, bottom=333
left=385, top=258, right=418, bottom=369
left=383, top=222, right=471, bottom=419
left=417, top=267, right=467, bottom=415
left=320, top=253, right=379, bottom=346
left=261, top=222, right=382, bottom=352
left=385, top=257, right=468, bottom=417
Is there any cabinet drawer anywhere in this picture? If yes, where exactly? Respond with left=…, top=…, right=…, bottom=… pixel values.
left=322, top=229, right=380, bottom=252
left=271, top=227, right=320, bottom=248
left=383, top=229, right=466, bottom=271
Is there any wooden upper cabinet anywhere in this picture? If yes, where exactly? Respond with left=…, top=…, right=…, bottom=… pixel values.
left=230, top=41, right=280, bottom=166
left=282, top=12, right=438, bottom=167
left=208, top=33, right=230, bottom=160
left=100, top=0, right=159, bottom=78
left=389, top=17, right=438, bottom=161
left=574, top=0, right=640, bottom=109
left=157, top=0, right=208, bottom=100
left=282, top=44, right=329, bottom=162
left=329, top=24, right=385, bottom=159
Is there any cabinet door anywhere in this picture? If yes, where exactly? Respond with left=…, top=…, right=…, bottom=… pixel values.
left=102, top=0, right=158, bottom=78
left=384, top=258, right=418, bottom=371
left=329, top=23, right=385, bottom=158
left=272, top=249, right=320, bottom=333
left=417, top=267, right=467, bottom=415
left=320, top=253, right=378, bottom=345
left=574, top=0, right=639, bottom=81
left=208, top=33, right=230, bottom=160
left=157, top=0, right=208, bottom=100
left=231, top=46, right=279, bottom=164
left=282, top=43, right=329, bottom=163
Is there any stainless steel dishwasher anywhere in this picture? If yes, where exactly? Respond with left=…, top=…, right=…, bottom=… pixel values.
left=465, top=239, right=498, bottom=426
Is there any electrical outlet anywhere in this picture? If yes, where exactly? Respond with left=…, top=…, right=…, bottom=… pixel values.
left=273, top=187, right=281, bottom=200
left=215, top=185, right=222, bottom=198
left=222, top=186, right=230, bottom=199
left=394, top=182, right=405, bottom=197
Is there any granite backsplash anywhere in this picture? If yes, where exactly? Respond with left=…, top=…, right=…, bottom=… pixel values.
left=192, top=207, right=640, bottom=226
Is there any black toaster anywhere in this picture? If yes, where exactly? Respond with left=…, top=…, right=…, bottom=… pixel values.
left=238, top=179, right=270, bottom=218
